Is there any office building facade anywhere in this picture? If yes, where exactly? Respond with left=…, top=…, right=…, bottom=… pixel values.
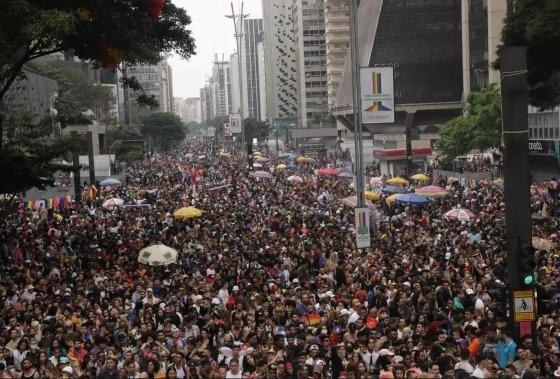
left=211, top=59, right=232, bottom=118
left=323, top=0, right=350, bottom=109
left=261, top=0, right=298, bottom=123
left=241, top=19, right=265, bottom=120
left=293, top=0, right=329, bottom=128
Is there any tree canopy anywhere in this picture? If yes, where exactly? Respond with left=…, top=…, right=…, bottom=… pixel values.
left=244, top=118, right=271, bottom=141
left=0, top=0, right=195, bottom=101
left=437, top=85, right=502, bottom=164
left=141, top=112, right=185, bottom=152
left=497, top=0, right=560, bottom=109
left=106, top=123, right=145, bottom=162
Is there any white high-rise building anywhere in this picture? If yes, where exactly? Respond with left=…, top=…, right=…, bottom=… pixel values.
left=230, top=52, right=241, bottom=117
left=262, top=0, right=298, bottom=123
left=323, top=0, right=350, bottom=109
left=241, top=19, right=265, bottom=121
left=257, top=41, right=267, bottom=123
left=122, top=60, right=174, bottom=123
left=184, top=97, right=201, bottom=123
left=211, top=59, right=232, bottom=117
left=293, top=0, right=328, bottom=128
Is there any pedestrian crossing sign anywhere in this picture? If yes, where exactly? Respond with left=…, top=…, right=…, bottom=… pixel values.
left=513, top=290, right=535, bottom=321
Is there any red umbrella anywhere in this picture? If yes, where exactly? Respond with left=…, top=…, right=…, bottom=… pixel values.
left=318, top=168, right=337, bottom=176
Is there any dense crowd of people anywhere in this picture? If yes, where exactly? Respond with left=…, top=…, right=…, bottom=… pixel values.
left=0, top=137, right=559, bottom=379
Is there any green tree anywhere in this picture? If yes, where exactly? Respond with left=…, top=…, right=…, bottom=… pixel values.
left=496, top=0, right=560, bottom=109
left=185, top=121, right=202, bottom=133
left=0, top=110, right=75, bottom=194
left=244, top=118, right=271, bottom=141
left=0, top=0, right=195, bottom=105
left=106, top=124, right=145, bottom=162
left=437, top=85, right=502, bottom=163
left=141, top=112, right=185, bottom=152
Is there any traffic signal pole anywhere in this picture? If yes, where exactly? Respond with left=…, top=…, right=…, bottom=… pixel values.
left=500, top=47, right=533, bottom=342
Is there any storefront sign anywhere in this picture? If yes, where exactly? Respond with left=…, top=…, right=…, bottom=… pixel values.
left=529, top=140, right=555, bottom=155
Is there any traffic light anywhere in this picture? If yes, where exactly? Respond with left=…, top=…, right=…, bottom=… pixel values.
left=520, top=244, right=536, bottom=287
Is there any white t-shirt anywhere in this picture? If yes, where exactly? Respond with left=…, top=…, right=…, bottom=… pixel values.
left=226, top=370, right=243, bottom=378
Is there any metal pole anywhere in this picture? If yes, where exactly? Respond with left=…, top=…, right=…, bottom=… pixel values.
left=349, top=0, right=365, bottom=207
left=228, top=2, right=248, bottom=164
left=501, top=47, right=531, bottom=342
left=87, top=131, right=96, bottom=185
left=71, top=131, right=81, bottom=198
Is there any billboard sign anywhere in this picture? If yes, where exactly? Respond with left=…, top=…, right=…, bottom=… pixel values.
left=361, top=67, right=395, bottom=124
left=355, top=207, right=371, bottom=248
left=229, top=114, right=241, bottom=134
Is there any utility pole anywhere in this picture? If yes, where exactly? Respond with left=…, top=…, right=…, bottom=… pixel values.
left=71, top=131, right=81, bottom=198
left=87, top=131, right=96, bottom=185
left=349, top=0, right=365, bottom=208
left=501, top=47, right=533, bottom=342
left=226, top=2, right=249, bottom=165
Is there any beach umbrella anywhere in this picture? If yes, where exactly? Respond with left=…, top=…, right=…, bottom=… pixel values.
left=415, top=185, right=448, bottom=198
left=337, top=171, right=354, bottom=179
left=364, top=191, right=380, bottom=201
left=341, top=196, right=376, bottom=210
left=410, top=174, right=430, bottom=182
left=287, top=175, right=304, bottom=183
left=278, top=153, right=295, bottom=159
left=386, top=177, right=409, bottom=186
left=370, top=176, right=384, bottom=185
left=445, top=208, right=476, bottom=222
left=382, top=185, right=407, bottom=194
left=318, top=168, right=338, bottom=176
left=296, top=156, right=312, bottom=164
left=385, top=194, right=402, bottom=204
left=138, top=244, right=178, bottom=266
left=396, top=193, right=430, bottom=205
left=276, top=164, right=287, bottom=170
left=102, top=198, right=124, bottom=208
left=253, top=171, right=274, bottom=179
left=100, top=177, right=122, bottom=187
left=174, top=207, right=203, bottom=219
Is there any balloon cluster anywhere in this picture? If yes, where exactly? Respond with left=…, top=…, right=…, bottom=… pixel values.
left=73, top=7, right=124, bottom=69
left=148, top=0, right=165, bottom=20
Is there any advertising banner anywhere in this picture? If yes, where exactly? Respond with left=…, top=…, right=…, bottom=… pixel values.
left=361, top=67, right=395, bottom=124
left=355, top=207, right=371, bottom=248
left=229, top=114, right=242, bottom=134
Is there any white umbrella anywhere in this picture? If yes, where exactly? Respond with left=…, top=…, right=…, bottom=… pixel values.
left=287, top=175, right=304, bottom=183
left=253, top=171, right=274, bottom=179
left=138, top=244, right=178, bottom=266
left=102, top=198, right=124, bottom=208
left=253, top=162, right=263, bottom=168
left=445, top=208, right=476, bottom=222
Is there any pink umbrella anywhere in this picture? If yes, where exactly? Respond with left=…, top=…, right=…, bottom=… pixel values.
left=416, top=185, right=448, bottom=197
left=404, top=220, right=415, bottom=227
left=445, top=208, right=476, bottom=222
left=370, top=176, right=383, bottom=185
left=318, top=168, right=338, bottom=176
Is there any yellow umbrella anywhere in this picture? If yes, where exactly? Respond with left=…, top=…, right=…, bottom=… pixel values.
left=276, top=164, right=286, bottom=170
left=173, top=207, right=202, bottom=219
left=364, top=191, right=380, bottom=201
left=385, top=194, right=402, bottom=204
left=410, top=174, right=430, bottom=182
left=296, top=156, right=311, bottom=164
left=386, top=177, right=409, bottom=186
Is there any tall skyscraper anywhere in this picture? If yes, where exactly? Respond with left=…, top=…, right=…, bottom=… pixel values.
left=200, top=80, right=214, bottom=122
left=184, top=98, right=202, bottom=123
left=230, top=52, right=241, bottom=118
left=257, top=41, right=267, bottom=123
left=241, top=19, right=264, bottom=120
left=323, top=0, right=350, bottom=109
left=262, top=0, right=298, bottom=123
left=293, top=0, right=329, bottom=128
left=211, top=58, right=232, bottom=117
left=121, top=60, right=174, bottom=124
left=461, top=0, right=507, bottom=97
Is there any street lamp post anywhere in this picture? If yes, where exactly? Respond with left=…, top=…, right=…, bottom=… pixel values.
left=226, top=2, right=249, bottom=165
left=349, top=0, right=365, bottom=208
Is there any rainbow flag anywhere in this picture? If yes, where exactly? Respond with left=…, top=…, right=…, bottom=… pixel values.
left=303, top=313, right=321, bottom=326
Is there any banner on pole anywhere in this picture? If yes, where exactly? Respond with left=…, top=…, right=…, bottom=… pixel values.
left=360, top=67, right=395, bottom=124
left=355, top=207, right=371, bottom=248
left=229, top=114, right=241, bottom=134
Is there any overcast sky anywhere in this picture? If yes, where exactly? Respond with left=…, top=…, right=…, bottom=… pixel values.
left=169, top=0, right=262, bottom=99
